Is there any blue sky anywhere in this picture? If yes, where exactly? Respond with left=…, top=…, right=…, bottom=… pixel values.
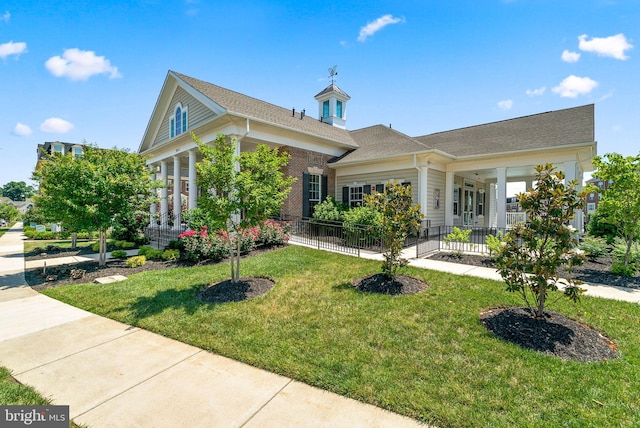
left=1, top=0, right=638, bottom=188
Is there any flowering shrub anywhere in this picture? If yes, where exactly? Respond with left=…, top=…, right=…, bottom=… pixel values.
left=179, top=227, right=229, bottom=262
left=257, top=220, right=290, bottom=246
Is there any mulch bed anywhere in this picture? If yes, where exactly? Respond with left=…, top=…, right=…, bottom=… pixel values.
left=353, top=273, right=429, bottom=295
left=480, top=306, right=618, bottom=362
left=196, top=277, right=275, bottom=303
left=428, top=252, right=640, bottom=289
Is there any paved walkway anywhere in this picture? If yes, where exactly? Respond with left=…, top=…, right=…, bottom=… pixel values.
left=0, top=223, right=427, bottom=428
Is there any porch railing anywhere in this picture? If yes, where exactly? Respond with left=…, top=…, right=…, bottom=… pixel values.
left=287, top=218, right=385, bottom=256
left=415, top=226, right=508, bottom=258
left=506, top=212, right=527, bottom=229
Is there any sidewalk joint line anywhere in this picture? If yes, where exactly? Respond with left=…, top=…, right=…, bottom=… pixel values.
left=239, top=378, right=294, bottom=427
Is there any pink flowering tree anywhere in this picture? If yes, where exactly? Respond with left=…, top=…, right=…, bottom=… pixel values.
left=193, top=133, right=295, bottom=283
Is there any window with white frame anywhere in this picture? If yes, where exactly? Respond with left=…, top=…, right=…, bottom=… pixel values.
left=73, top=147, right=83, bottom=158
left=308, top=174, right=321, bottom=213
left=453, top=187, right=461, bottom=216
left=170, top=104, right=188, bottom=138
left=349, top=186, right=363, bottom=207
left=477, top=190, right=485, bottom=216
left=52, top=144, right=63, bottom=155
left=587, top=202, right=596, bottom=213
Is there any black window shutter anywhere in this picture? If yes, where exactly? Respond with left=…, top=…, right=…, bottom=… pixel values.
left=321, top=175, right=328, bottom=201
left=363, top=185, right=372, bottom=194
left=302, top=172, right=310, bottom=218
left=476, top=191, right=480, bottom=214
left=342, top=186, right=349, bottom=204
left=375, top=184, right=385, bottom=193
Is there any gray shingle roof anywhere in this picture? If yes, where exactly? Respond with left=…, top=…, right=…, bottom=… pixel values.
left=172, top=71, right=358, bottom=148
left=330, top=125, right=431, bottom=164
left=314, top=84, right=351, bottom=99
left=414, top=104, right=595, bottom=157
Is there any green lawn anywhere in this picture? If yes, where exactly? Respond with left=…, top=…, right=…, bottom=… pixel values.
left=42, top=246, right=640, bottom=427
left=0, top=366, right=50, bottom=405
left=23, top=239, right=97, bottom=254
left=0, top=227, right=9, bottom=238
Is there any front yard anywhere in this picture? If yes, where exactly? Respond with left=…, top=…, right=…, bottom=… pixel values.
left=41, top=245, right=640, bottom=427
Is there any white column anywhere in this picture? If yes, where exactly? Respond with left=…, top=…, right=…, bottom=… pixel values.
left=148, top=165, right=157, bottom=227
left=564, top=160, right=582, bottom=232
left=489, top=183, right=497, bottom=228
left=160, top=160, right=168, bottom=227
left=188, top=149, right=197, bottom=210
left=444, top=171, right=454, bottom=227
left=418, top=166, right=429, bottom=228
left=496, top=167, right=507, bottom=229
left=173, top=155, right=182, bottom=230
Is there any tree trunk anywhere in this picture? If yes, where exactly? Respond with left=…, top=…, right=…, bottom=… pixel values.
left=71, top=232, right=77, bottom=249
left=99, top=229, right=107, bottom=266
left=235, top=238, right=241, bottom=282
left=536, top=282, right=546, bottom=318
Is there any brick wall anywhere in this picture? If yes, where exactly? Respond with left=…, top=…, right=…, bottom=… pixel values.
left=279, top=146, right=336, bottom=220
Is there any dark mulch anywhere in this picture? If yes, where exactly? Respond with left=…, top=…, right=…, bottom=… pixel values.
left=353, top=273, right=429, bottom=295
left=25, top=245, right=284, bottom=291
left=196, top=277, right=275, bottom=303
left=428, top=252, right=640, bottom=289
left=480, top=306, right=618, bottom=362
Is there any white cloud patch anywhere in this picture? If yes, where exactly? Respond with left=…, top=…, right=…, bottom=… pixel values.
left=13, top=123, right=32, bottom=136
left=40, top=118, right=74, bottom=133
left=526, top=86, right=546, bottom=96
left=45, top=48, right=122, bottom=81
left=0, top=41, right=27, bottom=59
left=578, top=33, right=633, bottom=60
left=2, top=11, right=10, bottom=23
left=358, top=14, right=404, bottom=42
left=561, top=50, right=580, bottom=63
left=552, top=75, right=598, bottom=98
left=498, top=99, right=513, bottom=110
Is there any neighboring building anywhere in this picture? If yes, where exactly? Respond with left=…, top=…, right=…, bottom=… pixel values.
left=138, top=70, right=597, bottom=231
left=584, top=177, right=612, bottom=217
left=35, top=141, right=85, bottom=171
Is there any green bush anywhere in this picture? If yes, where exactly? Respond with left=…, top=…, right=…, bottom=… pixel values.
left=445, top=227, right=473, bottom=255
left=167, top=240, right=183, bottom=250
left=111, top=249, right=128, bottom=259
left=113, top=240, right=135, bottom=250
left=579, top=235, right=609, bottom=261
left=612, top=237, right=640, bottom=269
left=257, top=220, right=290, bottom=246
left=586, top=210, right=618, bottom=245
left=312, top=196, right=347, bottom=222
left=125, top=255, right=146, bottom=268
left=162, top=249, right=180, bottom=261
left=179, top=228, right=230, bottom=262
left=91, top=242, right=100, bottom=253
left=343, top=205, right=382, bottom=246
left=485, top=230, right=506, bottom=259
left=144, top=248, right=165, bottom=261
left=611, top=262, right=637, bottom=277
left=137, top=245, right=154, bottom=257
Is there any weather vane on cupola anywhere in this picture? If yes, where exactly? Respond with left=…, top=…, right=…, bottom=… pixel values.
left=328, top=65, right=338, bottom=84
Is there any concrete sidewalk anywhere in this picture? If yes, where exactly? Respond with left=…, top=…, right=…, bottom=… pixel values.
left=1, top=223, right=426, bottom=428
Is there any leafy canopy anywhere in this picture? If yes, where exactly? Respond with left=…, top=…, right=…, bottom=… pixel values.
left=2, top=181, right=36, bottom=201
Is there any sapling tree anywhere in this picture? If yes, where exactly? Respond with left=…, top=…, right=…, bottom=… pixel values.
left=591, top=153, right=640, bottom=273
left=194, top=133, right=295, bottom=283
left=365, top=182, right=423, bottom=278
left=494, top=164, right=586, bottom=318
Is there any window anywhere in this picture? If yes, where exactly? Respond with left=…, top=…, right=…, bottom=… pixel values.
left=323, top=100, right=329, bottom=118
left=453, top=187, right=461, bottom=216
left=477, top=191, right=485, bottom=216
left=589, top=192, right=595, bottom=200
left=587, top=202, right=596, bottom=213
left=349, top=186, right=363, bottom=207
left=308, top=174, right=321, bottom=214
left=52, top=144, right=63, bottom=154
left=336, top=100, right=343, bottom=118
left=170, top=104, right=188, bottom=138
left=73, top=147, right=83, bottom=158
left=598, top=181, right=604, bottom=188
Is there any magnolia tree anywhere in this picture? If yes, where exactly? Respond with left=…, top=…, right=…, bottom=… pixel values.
left=591, top=153, right=640, bottom=271
left=494, top=164, right=586, bottom=318
left=33, top=146, right=157, bottom=265
left=365, top=182, right=423, bottom=278
left=193, top=133, right=295, bottom=283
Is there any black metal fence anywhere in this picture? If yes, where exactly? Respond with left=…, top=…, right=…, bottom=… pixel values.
left=143, top=214, right=186, bottom=249
left=288, top=218, right=385, bottom=256
left=415, top=226, right=508, bottom=258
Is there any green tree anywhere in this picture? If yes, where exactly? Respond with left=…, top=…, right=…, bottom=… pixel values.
left=591, top=153, right=640, bottom=270
left=365, top=182, right=423, bottom=278
left=33, top=145, right=157, bottom=265
left=2, top=181, right=36, bottom=201
left=494, top=164, right=586, bottom=318
left=0, top=202, right=19, bottom=223
left=194, top=133, right=296, bottom=282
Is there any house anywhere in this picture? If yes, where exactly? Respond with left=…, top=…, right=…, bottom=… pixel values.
left=35, top=141, right=85, bottom=172
left=138, top=70, right=596, bottom=231
left=584, top=177, right=612, bottom=218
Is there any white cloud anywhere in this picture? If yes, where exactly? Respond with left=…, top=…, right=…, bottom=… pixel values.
left=526, top=86, right=546, bottom=96
left=2, top=11, right=9, bottom=23
left=561, top=50, right=580, bottom=63
left=552, top=75, right=598, bottom=98
left=13, top=123, right=32, bottom=136
left=578, top=33, right=633, bottom=60
left=498, top=99, right=513, bottom=110
left=40, top=118, right=74, bottom=133
left=0, top=41, right=27, bottom=59
left=45, top=48, right=122, bottom=81
left=358, top=14, right=404, bottom=42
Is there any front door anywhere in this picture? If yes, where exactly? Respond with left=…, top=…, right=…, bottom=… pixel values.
left=463, top=183, right=474, bottom=227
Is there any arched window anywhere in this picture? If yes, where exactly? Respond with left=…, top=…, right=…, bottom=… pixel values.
left=170, top=103, right=188, bottom=138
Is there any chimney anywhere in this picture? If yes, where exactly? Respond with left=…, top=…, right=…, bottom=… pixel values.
left=301, top=109, right=305, bottom=119
left=292, top=107, right=295, bottom=117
